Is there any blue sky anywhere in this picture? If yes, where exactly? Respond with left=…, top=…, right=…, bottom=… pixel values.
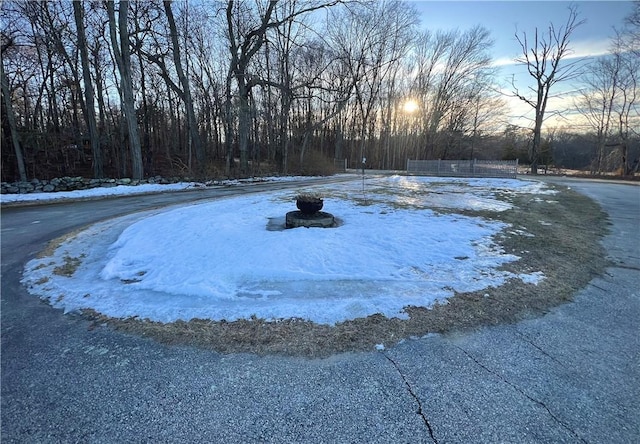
left=412, top=1, right=632, bottom=62
left=409, top=1, right=635, bottom=129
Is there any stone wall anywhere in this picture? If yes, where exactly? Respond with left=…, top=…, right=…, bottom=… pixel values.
left=1, top=176, right=184, bottom=194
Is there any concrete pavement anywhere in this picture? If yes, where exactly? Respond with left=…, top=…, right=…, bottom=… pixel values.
left=1, top=177, right=638, bottom=443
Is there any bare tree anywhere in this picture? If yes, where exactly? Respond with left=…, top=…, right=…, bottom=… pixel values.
left=163, top=0, right=204, bottom=169
left=1, top=0, right=525, bottom=179
left=187, top=7, right=226, bottom=161
left=73, top=1, right=103, bottom=178
left=511, top=5, right=584, bottom=174
left=327, top=0, right=417, bottom=167
left=618, top=4, right=640, bottom=173
left=430, top=27, right=493, bottom=135
left=106, top=0, right=144, bottom=180
left=1, top=35, right=27, bottom=181
left=612, top=46, right=638, bottom=174
left=575, top=56, right=619, bottom=173
left=412, top=26, right=494, bottom=159
left=624, top=0, right=640, bottom=57
left=577, top=6, right=640, bottom=175
left=466, top=75, right=507, bottom=159
left=224, top=0, right=341, bottom=175
left=134, top=1, right=205, bottom=172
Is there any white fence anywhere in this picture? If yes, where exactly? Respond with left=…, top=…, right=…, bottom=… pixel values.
left=406, top=159, right=518, bottom=179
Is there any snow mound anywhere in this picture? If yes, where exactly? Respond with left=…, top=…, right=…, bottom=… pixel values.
left=22, top=176, right=547, bottom=325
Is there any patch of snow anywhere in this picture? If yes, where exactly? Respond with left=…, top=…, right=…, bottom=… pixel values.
left=518, top=271, right=545, bottom=285
left=22, top=176, right=550, bottom=325
left=1, top=182, right=198, bottom=203
left=0, top=175, right=327, bottom=204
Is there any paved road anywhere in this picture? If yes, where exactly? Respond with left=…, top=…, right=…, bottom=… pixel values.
left=2, top=177, right=639, bottom=443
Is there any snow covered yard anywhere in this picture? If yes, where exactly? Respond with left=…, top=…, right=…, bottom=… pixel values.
left=23, top=175, right=556, bottom=325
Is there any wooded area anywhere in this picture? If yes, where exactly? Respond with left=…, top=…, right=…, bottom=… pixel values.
left=1, top=0, right=638, bottom=182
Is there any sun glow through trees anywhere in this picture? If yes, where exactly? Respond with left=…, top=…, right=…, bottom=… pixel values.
left=402, top=99, right=419, bottom=114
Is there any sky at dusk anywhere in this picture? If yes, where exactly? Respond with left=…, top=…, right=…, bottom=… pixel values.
left=409, top=1, right=635, bottom=129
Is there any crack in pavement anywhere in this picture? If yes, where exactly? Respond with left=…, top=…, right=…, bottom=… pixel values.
left=454, top=346, right=588, bottom=444
left=381, top=352, right=439, bottom=444
left=612, top=264, right=640, bottom=272
left=515, top=331, right=565, bottom=367
left=587, top=282, right=609, bottom=292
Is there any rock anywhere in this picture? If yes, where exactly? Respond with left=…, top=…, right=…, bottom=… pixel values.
left=65, top=178, right=83, bottom=190
left=0, top=175, right=196, bottom=195
left=18, top=182, right=34, bottom=193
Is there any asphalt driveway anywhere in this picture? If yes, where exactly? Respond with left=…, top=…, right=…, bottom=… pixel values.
left=1, top=176, right=638, bottom=443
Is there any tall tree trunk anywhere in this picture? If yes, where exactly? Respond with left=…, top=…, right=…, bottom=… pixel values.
left=224, top=72, right=234, bottom=176
left=237, top=79, right=250, bottom=175
left=163, top=0, right=203, bottom=169
left=280, top=99, right=291, bottom=174
left=47, top=51, right=61, bottom=133
left=137, top=49, right=151, bottom=174
left=73, top=1, right=103, bottom=178
left=92, top=47, right=107, bottom=133
left=513, top=6, right=584, bottom=175
left=107, top=1, right=144, bottom=180
left=1, top=61, right=28, bottom=182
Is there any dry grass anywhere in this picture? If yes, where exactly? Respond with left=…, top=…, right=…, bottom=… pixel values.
left=53, top=254, right=85, bottom=277
left=37, top=227, right=86, bottom=259
left=84, top=185, right=609, bottom=357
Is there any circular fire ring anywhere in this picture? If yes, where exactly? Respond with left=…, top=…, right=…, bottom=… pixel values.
left=285, top=211, right=336, bottom=228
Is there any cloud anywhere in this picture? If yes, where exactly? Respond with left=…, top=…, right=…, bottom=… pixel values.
left=565, top=38, right=614, bottom=59
left=492, top=38, right=614, bottom=67
left=492, top=56, right=521, bottom=67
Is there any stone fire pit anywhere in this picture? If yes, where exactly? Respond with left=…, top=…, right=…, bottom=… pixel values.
left=286, top=193, right=336, bottom=228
